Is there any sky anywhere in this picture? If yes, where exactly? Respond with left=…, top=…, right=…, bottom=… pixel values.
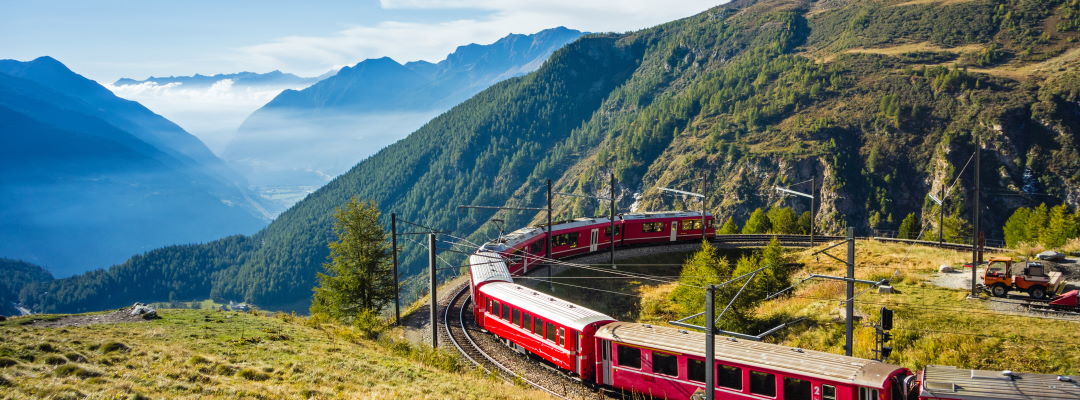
left=2, top=0, right=723, bottom=152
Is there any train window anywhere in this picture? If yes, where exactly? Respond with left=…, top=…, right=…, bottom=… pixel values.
left=491, top=300, right=499, bottom=315
left=546, top=322, right=556, bottom=342
left=858, top=387, right=879, bottom=400
left=557, top=327, right=565, bottom=346
left=523, top=314, right=532, bottom=330
left=652, top=352, right=678, bottom=377
left=512, top=309, right=520, bottom=326
left=552, top=233, right=579, bottom=248
left=616, top=345, right=641, bottom=369
left=718, top=364, right=742, bottom=390
left=783, top=378, right=811, bottom=400
left=750, top=371, right=776, bottom=397
left=687, top=359, right=705, bottom=382
left=642, top=222, right=664, bottom=233
left=603, top=226, right=622, bottom=237
left=682, top=219, right=703, bottom=231
left=532, top=317, right=543, bottom=336
left=822, top=385, right=836, bottom=400
left=501, top=303, right=509, bottom=320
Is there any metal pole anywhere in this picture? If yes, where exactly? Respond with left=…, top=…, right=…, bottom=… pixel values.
left=971, top=136, right=981, bottom=298
left=810, top=175, right=816, bottom=246
left=845, top=227, right=855, bottom=357
left=939, top=184, right=944, bottom=243
left=429, top=233, right=437, bottom=348
left=705, top=284, right=715, bottom=400
left=391, top=213, right=400, bottom=326
left=701, top=174, right=707, bottom=241
left=547, top=179, right=553, bottom=291
left=610, top=173, right=616, bottom=267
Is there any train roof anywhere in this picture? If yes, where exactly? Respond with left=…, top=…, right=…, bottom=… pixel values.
left=919, top=365, right=1080, bottom=400
left=595, top=322, right=903, bottom=389
left=622, top=211, right=708, bottom=220
left=480, top=282, right=615, bottom=331
left=469, top=251, right=513, bottom=287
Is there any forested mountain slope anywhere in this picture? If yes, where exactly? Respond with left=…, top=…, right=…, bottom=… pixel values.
left=22, top=0, right=1080, bottom=313
left=0, top=57, right=269, bottom=278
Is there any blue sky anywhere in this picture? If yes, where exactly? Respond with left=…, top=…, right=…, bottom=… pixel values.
left=2, top=0, right=722, bottom=82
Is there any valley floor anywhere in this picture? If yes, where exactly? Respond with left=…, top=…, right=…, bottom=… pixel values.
left=0, top=309, right=549, bottom=400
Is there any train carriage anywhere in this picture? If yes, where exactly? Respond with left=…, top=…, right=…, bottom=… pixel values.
left=594, top=322, right=913, bottom=400
left=916, top=365, right=1080, bottom=400
left=621, top=211, right=714, bottom=245
left=476, top=281, right=616, bottom=380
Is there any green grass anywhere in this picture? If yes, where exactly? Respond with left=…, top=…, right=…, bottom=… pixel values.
left=0, top=309, right=552, bottom=399
left=637, top=241, right=1080, bottom=375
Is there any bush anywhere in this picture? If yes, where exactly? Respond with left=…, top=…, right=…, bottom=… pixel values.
left=0, top=358, right=18, bottom=368
left=44, top=355, right=67, bottom=365
left=236, top=368, right=271, bottom=381
left=54, top=364, right=101, bottom=378
left=36, top=343, right=57, bottom=353
left=100, top=342, right=129, bottom=353
left=64, top=353, right=87, bottom=363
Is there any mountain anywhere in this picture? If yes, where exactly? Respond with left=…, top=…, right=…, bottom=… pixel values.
left=114, top=70, right=326, bottom=88
left=223, top=27, right=585, bottom=208
left=20, top=0, right=1080, bottom=313
left=0, top=56, right=270, bottom=277
left=0, top=258, right=52, bottom=316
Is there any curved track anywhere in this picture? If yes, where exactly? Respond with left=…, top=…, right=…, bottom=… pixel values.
left=445, top=284, right=602, bottom=399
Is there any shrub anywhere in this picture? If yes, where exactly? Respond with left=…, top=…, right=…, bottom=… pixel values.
left=100, top=342, right=129, bottom=353
left=236, top=368, right=271, bottom=381
left=44, top=355, right=67, bottom=365
left=64, top=353, right=87, bottom=363
left=0, top=358, right=18, bottom=368
left=36, top=343, right=57, bottom=353
left=186, top=355, right=212, bottom=365
left=0, top=375, right=10, bottom=387
left=54, top=364, right=101, bottom=378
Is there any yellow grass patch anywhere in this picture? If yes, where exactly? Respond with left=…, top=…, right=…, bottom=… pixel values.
left=891, top=0, right=983, bottom=7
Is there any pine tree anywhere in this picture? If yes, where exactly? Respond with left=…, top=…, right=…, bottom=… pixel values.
left=767, top=207, right=797, bottom=234
left=1003, top=207, right=1032, bottom=247
left=897, top=212, right=920, bottom=239
left=742, top=208, right=772, bottom=234
left=311, top=197, right=394, bottom=325
left=796, top=211, right=812, bottom=234
left=718, top=217, right=739, bottom=234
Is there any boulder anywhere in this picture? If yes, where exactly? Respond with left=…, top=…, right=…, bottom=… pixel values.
left=878, top=285, right=895, bottom=294
left=129, top=303, right=158, bottom=320
left=939, top=264, right=955, bottom=273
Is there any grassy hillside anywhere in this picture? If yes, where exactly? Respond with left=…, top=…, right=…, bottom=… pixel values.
left=0, top=309, right=548, bottom=399
left=638, top=241, right=1080, bottom=375
left=21, top=0, right=1080, bottom=314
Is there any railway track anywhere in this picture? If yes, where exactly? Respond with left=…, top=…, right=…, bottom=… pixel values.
left=444, top=284, right=604, bottom=400
left=711, top=234, right=1009, bottom=253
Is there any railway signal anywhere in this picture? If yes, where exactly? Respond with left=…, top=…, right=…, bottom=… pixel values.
left=874, top=307, right=894, bottom=361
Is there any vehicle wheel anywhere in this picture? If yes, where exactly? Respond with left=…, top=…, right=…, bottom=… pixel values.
left=1029, top=286, right=1047, bottom=300
left=991, top=284, right=1008, bottom=298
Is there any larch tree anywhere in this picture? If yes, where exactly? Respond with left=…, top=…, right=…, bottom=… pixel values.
left=741, top=208, right=771, bottom=234
left=311, top=197, right=394, bottom=325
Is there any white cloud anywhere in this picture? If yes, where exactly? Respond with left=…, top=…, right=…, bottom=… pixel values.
left=105, top=79, right=310, bottom=153
left=234, top=1, right=723, bottom=76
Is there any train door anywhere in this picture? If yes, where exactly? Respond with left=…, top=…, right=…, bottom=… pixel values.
left=670, top=221, right=678, bottom=241
left=590, top=229, right=599, bottom=252
left=600, top=339, right=613, bottom=385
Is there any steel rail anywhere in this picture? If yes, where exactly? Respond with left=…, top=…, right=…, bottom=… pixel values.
left=444, top=283, right=571, bottom=400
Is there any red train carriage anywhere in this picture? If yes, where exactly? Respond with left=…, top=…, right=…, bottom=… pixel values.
left=916, top=365, right=1079, bottom=400
left=594, top=322, right=913, bottom=400
left=476, top=282, right=616, bottom=380
left=620, top=211, right=714, bottom=245
left=468, top=251, right=514, bottom=322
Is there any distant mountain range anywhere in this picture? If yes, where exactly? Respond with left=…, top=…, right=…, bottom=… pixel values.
left=224, top=27, right=585, bottom=203
left=114, top=70, right=331, bottom=88
left=0, top=56, right=270, bottom=277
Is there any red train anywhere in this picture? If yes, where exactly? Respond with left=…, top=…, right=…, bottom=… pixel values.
left=466, top=211, right=1080, bottom=400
